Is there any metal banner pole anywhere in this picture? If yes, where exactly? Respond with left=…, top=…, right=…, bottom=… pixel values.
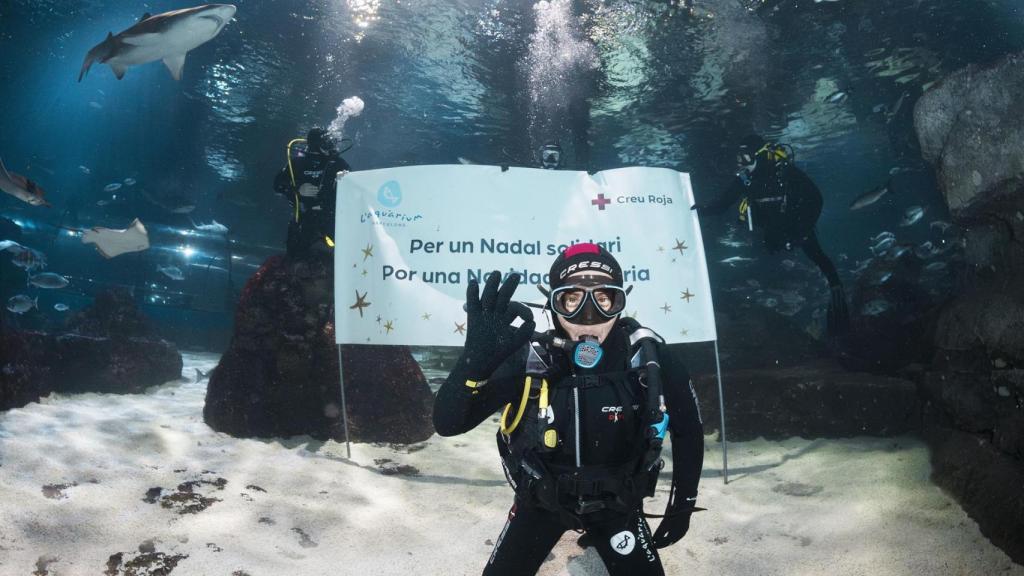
left=337, top=344, right=352, bottom=459
left=334, top=170, right=353, bottom=460
left=713, top=339, right=728, bottom=484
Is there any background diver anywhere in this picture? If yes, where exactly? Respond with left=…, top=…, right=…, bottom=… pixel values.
left=434, top=244, right=704, bottom=576
left=693, top=134, right=849, bottom=335
left=273, top=127, right=351, bottom=259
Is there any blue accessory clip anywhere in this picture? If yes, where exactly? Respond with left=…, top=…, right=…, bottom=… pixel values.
left=651, top=413, right=669, bottom=440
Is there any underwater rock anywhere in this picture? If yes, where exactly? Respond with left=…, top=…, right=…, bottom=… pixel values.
left=914, top=51, right=1024, bottom=213
left=204, top=255, right=434, bottom=444
left=933, top=288, right=1024, bottom=368
left=692, top=360, right=920, bottom=441
left=925, top=427, right=1024, bottom=565
left=65, top=288, right=155, bottom=339
left=1, top=328, right=181, bottom=409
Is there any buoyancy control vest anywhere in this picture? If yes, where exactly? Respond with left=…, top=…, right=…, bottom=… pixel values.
left=496, top=322, right=667, bottom=524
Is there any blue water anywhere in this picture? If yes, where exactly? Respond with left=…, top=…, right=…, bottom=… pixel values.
left=1, top=0, right=1023, bottom=344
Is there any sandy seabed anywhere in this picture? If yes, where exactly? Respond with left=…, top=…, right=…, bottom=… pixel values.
left=0, top=351, right=1020, bottom=576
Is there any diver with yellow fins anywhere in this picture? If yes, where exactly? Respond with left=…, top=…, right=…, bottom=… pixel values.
left=693, top=134, right=849, bottom=336
left=273, top=127, right=352, bottom=259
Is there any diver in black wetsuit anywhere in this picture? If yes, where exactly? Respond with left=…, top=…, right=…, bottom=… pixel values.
left=693, top=134, right=849, bottom=334
left=273, top=127, right=351, bottom=259
left=434, top=243, right=704, bottom=576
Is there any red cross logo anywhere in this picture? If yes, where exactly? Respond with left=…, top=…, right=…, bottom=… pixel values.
left=592, top=193, right=611, bottom=210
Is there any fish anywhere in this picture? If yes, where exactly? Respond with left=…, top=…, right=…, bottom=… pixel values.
left=79, top=4, right=238, bottom=82
left=141, top=189, right=196, bottom=214
left=869, top=271, right=893, bottom=286
left=79, top=165, right=92, bottom=175
left=195, top=368, right=210, bottom=381
left=861, top=299, right=891, bottom=316
left=924, top=261, right=947, bottom=272
left=718, top=238, right=746, bottom=248
left=457, top=157, right=474, bottom=165
left=781, top=259, right=796, bottom=270
left=870, top=231, right=895, bottom=243
left=851, top=258, right=873, bottom=274
left=104, top=182, right=123, bottom=192
left=158, top=265, right=185, bottom=281
left=190, top=217, right=229, bottom=234
left=870, top=236, right=896, bottom=256
left=124, top=178, right=137, bottom=186
left=97, top=199, right=110, bottom=206
left=6, top=244, right=48, bottom=271
left=929, top=220, right=952, bottom=233
left=54, top=303, right=70, bottom=312
left=849, top=183, right=889, bottom=210
left=81, top=218, right=151, bottom=258
left=0, top=239, right=27, bottom=254
left=887, top=244, right=912, bottom=260
left=0, top=157, right=51, bottom=207
left=28, top=272, right=70, bottom=289
left=826, top=90, right=849, bottom=104
left=89, top=101, right=103, bottom=109
left=720, top=256, right=755, bottom=265
left=915, top=241, right=936, bottom=259
left=6, top=295, right=37, bottom=315
left=872, top=103, right=888, bottom=114
left=759, top=297, right=779, bottom=308
left=900, top=205, right=925, bottom=227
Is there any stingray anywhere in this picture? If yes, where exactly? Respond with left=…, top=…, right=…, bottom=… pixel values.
left=80, top=218, right=150, bottom=258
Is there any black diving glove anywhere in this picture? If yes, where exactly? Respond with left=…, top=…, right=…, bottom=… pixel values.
left=652, top=504, right=695, bottom=549
left=459, top=271, right=535, bottom=380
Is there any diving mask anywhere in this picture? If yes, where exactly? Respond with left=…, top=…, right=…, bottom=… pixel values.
left=549, top=276, right=628, bottom=325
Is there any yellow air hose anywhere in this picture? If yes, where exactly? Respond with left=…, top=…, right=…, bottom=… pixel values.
left=500, top=376, right=535, bottom=436
left=286, top=138, right=306, bottom=223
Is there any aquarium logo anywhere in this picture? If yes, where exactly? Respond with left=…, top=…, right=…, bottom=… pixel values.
left=377, top=180, right=402, bottom=207
left=610, top=531, right=635, bottom=555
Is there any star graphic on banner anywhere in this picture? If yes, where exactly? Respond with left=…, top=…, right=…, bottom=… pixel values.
left=680, top=328, right=689, bottom=337
left=384, top=320, right=395, bottom=334
left=376, top=314, right=382, bottom=323
left=422, top=312, right=432, bottom=320
left=361, top=269, right=368, bottom=277
left=672, top=258, right=677, bottom=263
left=657, top=246, right=665, bottom=252
left=352, top=263, right=357, bottom=268
left=673, top=239, right=688, bottom=255
left=366, top=337, right=371, bottom=342
left=350, top=291, right=371, bottom=318
left=681, top=289, right=695, bottom=303
left=454, top=321, right=466, bottom=335
left=361, top=243, right=374, bottom=261
left=660, top=303, right=672, bottom=314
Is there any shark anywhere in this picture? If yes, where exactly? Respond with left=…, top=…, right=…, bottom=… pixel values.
left=0, top=157, right=50, bottom=207
left=79, top=4, right=237, bottom=82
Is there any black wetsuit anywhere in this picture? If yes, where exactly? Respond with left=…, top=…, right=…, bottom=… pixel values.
left=273, top=147, right=350, bottom=258
left=704, top=159, right=841, bottom=288
left=434, top=321, right=704, bottom=576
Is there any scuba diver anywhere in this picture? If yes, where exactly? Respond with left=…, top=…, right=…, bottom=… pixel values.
left=434, top=244, right=704, bottom=576
left=273, top=127, right=351, bottom=259
left=693, top=134, right=849, bottom=334
left=539, top=142, right=562, bottom=170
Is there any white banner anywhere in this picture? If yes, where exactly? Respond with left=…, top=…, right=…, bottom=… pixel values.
left=333, top=165, right=716, bottom=346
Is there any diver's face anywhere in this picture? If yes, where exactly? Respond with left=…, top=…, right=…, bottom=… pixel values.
left=554, top=271, right=618, bottom=344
